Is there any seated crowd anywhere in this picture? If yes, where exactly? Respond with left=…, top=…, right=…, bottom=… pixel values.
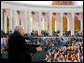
left=1, top=30, right=83, bottom=37
left=45, top=37, right=83, bottom=62
left=1, top=30, right=83, bottom=62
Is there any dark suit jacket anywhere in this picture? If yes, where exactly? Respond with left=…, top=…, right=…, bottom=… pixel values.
left=8, top=31, right=37, bottom=62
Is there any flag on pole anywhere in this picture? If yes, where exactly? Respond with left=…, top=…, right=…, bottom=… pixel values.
left=53, top=13, right=60, bottom=21
left=32, top=12, right=38, bottom=21
left=17, top=10, right=24, bottom=21
left=3, top=9, right=10, bottom=19
left=64, top=13, right=71, bottom=19
left=42, top=12, right=49, bottom=22
left=44, top=15, right=49, bottom=21
left=17, top=10, right=21, bottom=21
left=17, top=10, right=20, bottom=15
left=77, top=15, right=81, bottom=21
left=80, top=13, right=83, bottom=20
left=20, top=11, right=24, bottom=21
left=76, top=13, right=81, bottom=21
left=55, top=13, right=60, bottom=21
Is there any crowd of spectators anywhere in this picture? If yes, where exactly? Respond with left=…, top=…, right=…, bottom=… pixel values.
left=1, top=43, right=8, bottom=62
left=30, top=30, right=83, bottom=37
left=1, top=30, right=12, bottom=38
left=1, top=30, right=83, bottom=37
left=1, top=30, right=83, bottom=62
left=45, top=36, right=83, bottom=62
left=31, top=37, right=63, bottom=52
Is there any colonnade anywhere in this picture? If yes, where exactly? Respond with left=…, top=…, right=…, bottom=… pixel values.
left=1, top=2, right=83, bottom=36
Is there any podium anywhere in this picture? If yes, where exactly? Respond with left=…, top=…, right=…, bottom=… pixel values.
left=32, top=46, right=46, bottom=62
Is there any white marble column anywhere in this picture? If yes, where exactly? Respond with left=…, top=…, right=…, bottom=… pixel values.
left=4, top=13, right=7, bottom=33
left=55, top=20, right=57, bottom=32
left=42, top=17, right=44, bottom=30
left=38, top=11, right=41, bottom=35
left=24, top=11, right=27, bottom=33
left=1, top=8, right=3, bottom=30
left=9, top=9, right=13, bottom=31
left=60, top=13, right=63, bottom=36
left=67, top=18, right=69, bottom=31
left=28, top=11, right=31, bottom=34
left=49, top=11, right=52, bottom=35
left=81, top=19, right=83, bottom=32
left=14, top=10, right=17, bottom=29
left=71, top=13, right=74, bottom=35
left=80, top=13, right=83, bottom=32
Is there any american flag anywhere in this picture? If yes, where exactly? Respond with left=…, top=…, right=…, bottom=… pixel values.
left=17, top=10, right=24, bottom=21
left=77, top=15, right=81, bottom=21
left=53, top=13, right=60, bottom=21
left=42, top=12, right=49, bottom=22
left=80, top=13, right=83, bottom=20
left=64, top=13, right=71, bottom=19
left=76, top=13, right=81, bottom=21
left=3, top=9, right=10, bottom=19
left=32, top=12, right=38, bottom=21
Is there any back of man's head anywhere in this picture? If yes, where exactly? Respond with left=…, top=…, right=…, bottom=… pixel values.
left=14, top=26, right=24, bottom=36
left=15, top=26, right=22, bottom=31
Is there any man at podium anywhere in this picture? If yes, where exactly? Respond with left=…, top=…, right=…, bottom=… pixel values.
left=8, top=26, right=42, bottom=62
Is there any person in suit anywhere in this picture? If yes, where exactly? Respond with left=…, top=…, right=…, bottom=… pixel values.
left=8, top=26, right=42, bottom=62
